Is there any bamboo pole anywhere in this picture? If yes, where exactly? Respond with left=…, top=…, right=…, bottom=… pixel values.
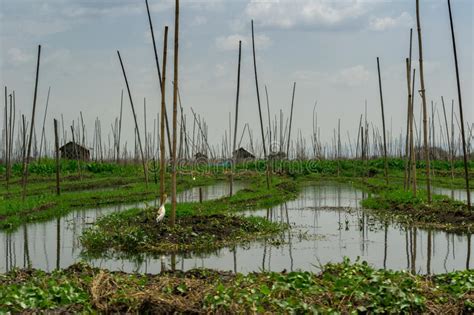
left=410, top=69, right=417, bottom=195
left=145, top=0, right=172, bottom=158
left=441, top=96, right=455, bottom=183
left=39, top=86, right=51, bottom=159
left=117, top=50, right=149, bottom=187
left=160, top=26, right=168, bottom=204
left=22, top=45, right=41, bottom=201
left=416, top=0, right=432, bottom=203
left=230, top=40, right=242, bottom=197
left=54, top=119, right=60, bottom=195
left=287, top=82, right=296, bottom=158
left=377, top=57, right=389, bottom=185
left=251, top=20, right=270, bottom=189
left=447, top=0, right=471, bottom=210
left=170, top=0, right=180, bottom=227
left=405, top=58, right=413, bottom=189
left=404, top=29, right=413, bottom=189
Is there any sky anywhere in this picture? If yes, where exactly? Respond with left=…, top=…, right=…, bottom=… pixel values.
left=0, top=0, right=472, bottom=156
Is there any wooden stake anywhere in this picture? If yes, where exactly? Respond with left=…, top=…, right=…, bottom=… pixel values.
left=447, top=0, right=471, bottom=210
left=145, top=0, right=172, bottom=157
left=416, top=0, right=432, bottom=203
left=117, top=50, right=149, bottom=187
left=251, top=20, right=270, bottom=189
left=21, top=45, right=41, bottom=201
left=170, top=0, right=180, bottom=227
left=230, top=40, right=242, bottom=197
left=377, top=57, right=389, bottom=185
left=160, top=26, right=169, bottom=204
left=287, top=82, right=296, bottom=158
left=54, top=119, right=60, bottom=195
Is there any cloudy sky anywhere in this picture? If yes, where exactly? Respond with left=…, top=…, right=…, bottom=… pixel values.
left=0, top=0, right=472, bottom=155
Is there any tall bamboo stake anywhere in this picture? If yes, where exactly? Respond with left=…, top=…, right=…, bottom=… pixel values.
left=145, top=0, right=172, bottom=157
left=39, top=86, right=51, bottom=159
left=404, top=29, right=413, bottom=189
left=54, top=119, right=60, bottom=195
left=410, top=69, right=417, bottom=195
left=117, top=50, right=149, bottom=187
left=287, top=82, right=296, bottom=158
left=117, top=89, right=123, bottom=162
left=230, top=40, right=242, bottom=197
left=416, top=0, right=432, bottom=203
left=170, top=0, right=180, bottom=227
left=447, top=0, right=471, bottom=210
left=251, top=20, right=270, bottom=189
left=441, top=96, right=455, bottom=183
left=160, top=27, right=168, bottom=205
left=376, top=57, right=389, bottom=185
left=22, top=45, right=41, bottom=201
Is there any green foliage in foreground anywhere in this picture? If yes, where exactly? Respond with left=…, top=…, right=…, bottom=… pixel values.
left=1, top=259, right=472, bottom=314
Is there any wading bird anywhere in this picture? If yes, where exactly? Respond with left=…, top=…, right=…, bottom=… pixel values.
left=156, top=193, right=167, bottom=223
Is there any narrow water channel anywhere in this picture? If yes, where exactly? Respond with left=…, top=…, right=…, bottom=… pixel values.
left=1, top=182, right=471, bottom=275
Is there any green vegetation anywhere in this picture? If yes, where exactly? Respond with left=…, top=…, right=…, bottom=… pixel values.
left=362, top=189, right=473, bottom=233
left=1, top=259, right=472, bottom=314
left=81, top=176, right=297, bottom=256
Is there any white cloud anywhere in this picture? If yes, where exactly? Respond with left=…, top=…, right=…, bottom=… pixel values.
left=369, top=12, right=413, bottom=31
left=215, top=33, right=272, bottom=51
left=331, top=65, right=370, bottom=87
left=7, top=48, right=33, bottom=66
left=245, top=0, right=375, bottom=30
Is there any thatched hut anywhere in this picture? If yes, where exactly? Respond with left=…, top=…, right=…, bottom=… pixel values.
left=268, top=151, right=287, bottom=160
left=59, top=142, right=90, bottom=160
left=233, top=147, right=255, bottom=161
left=194, top=152, right=208, bottom=161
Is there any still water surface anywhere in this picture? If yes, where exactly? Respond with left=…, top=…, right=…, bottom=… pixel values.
left=1, top=181, right=471, bottom=274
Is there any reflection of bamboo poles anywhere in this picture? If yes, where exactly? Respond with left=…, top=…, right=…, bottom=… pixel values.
left=427, top=230, right=432, bottom=274
left=56, top=218, right=61, bottom=270
left=23, top=224, right=31, bottom=269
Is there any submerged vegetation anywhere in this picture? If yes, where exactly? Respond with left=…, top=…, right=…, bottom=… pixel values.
left=1, top=259, right=472, bottom=314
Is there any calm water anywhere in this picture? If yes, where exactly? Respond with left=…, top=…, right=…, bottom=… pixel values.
left=432, top=186, right=473, bottom=202
left=1, top=182, right=471, bottom=274
left=0, top=181, right=247, bottom=272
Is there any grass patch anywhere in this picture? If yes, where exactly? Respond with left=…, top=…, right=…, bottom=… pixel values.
left=361, top=189, right=474, bottom=233
left=1, top=259, right=472, bottom=314
left=81, top=213, right=286, bottom=256
left=81, top=176, right=297, bottom=256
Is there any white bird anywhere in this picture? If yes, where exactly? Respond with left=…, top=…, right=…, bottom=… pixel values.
left=156, top=193, right=167, bottom=223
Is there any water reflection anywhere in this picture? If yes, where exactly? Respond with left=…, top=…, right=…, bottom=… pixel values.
left=0, top=182, right=471, bottom=274
left=0, top=181, right=247, bottom=273
left=432, top=186, right=473, bottom=202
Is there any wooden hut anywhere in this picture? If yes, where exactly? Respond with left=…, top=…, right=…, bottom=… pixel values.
left=233, top=147, right=255, bottom=161
left=59, top=142, right=90, bottom=160
left=268, top=151, right=287, bottom=160
left=194, top=152, right=208, bottom=161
